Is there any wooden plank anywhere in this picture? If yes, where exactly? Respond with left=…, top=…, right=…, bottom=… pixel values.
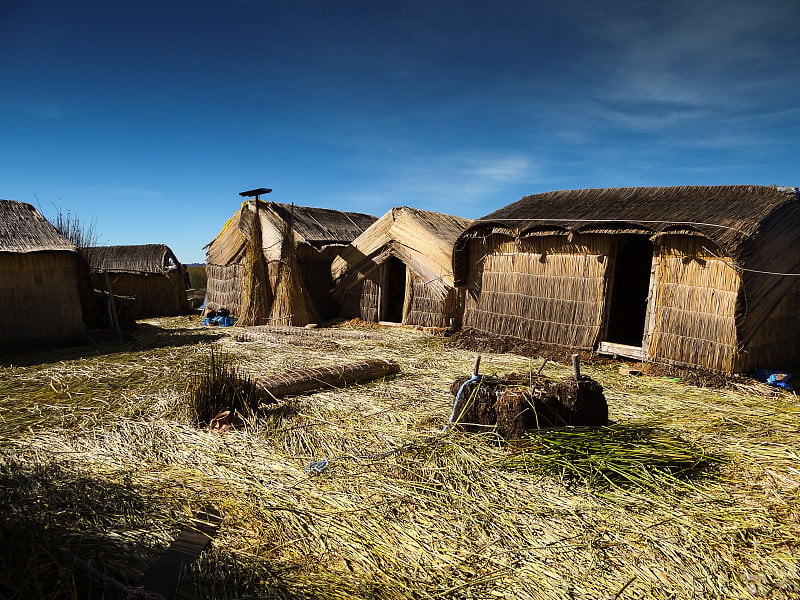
left=597, top=341, right=645, bottom=360
left=138, top=507, right=222, bottom=599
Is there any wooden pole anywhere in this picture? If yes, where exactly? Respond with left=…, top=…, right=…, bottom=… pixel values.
left=103, top=270, right=122, bottom=341
left=572, top=353, right=581, bottom=380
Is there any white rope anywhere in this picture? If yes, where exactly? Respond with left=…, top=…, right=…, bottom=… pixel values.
left=305, top=369, right=484, bottom=474
left=700, top=246, right=800, bottom=276
left=473, top=217, right=750, bottom=236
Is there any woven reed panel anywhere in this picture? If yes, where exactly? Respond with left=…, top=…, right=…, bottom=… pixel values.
left=647, top=245, right=739, bottom=372
left=464, top=240, right=608, bottom=349
left=0, top=252, right=86, bottom=348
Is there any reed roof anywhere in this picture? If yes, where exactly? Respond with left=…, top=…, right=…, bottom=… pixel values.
left=0, top=200, right=77, bottom=254
left=262, top=202, right=376, bottom=249
left=84, top=244, right=184, bottom=274
left=206, top=201, right=376, bottom=266
left=454, top=185, right=800, bottom=286
left=332, top=206, right=472, bottom=299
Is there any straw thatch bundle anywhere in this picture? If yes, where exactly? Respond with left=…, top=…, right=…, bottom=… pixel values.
left=254, top=359, right=400, bottom=398
left=237, top=206, right=272, bottom=326
left=84, top=244, right=191, bottom=318
left=205, top=201, right=375, bottom=322
left=268, top=218, right=316, bottom=326
left=332, top=207, right=471, bottom=327
left=0, top=200, right=88, bottom=351
left=453, top=185, right=800, bottom=373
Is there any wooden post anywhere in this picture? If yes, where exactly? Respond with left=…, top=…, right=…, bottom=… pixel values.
left=103, top=270, right=122, bottom=341
left=572, top=353, right=581, bottom=380
left=473, top=355, right=481, bottom=377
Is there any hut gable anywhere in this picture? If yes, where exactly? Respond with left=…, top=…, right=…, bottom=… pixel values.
left=453, top=185, right=800, bottom=373
left=332, top=207, right=472, bottom=327
left=205, top=201, right=376, bottom=266
left=0, top=200, right=77, bottom=253
left=0, top=199, right=87, bottom=350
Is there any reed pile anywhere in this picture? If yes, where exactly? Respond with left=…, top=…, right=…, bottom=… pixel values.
left=0, top=315, right=798, bottom=599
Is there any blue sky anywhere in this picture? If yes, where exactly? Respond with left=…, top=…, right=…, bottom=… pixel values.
left=2, top=0, right=798, bottom=263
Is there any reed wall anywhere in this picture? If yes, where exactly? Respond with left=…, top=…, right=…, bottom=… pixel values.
left=359, top=271, right=380, bottom=322
left=646, top=237, right=740, bottom=372
left=339, top=263, right=461, bottom=328
left=205, top=263, right=246, bottom=316
left=404, top=272, right=463, bottom=328
left=738, top=276, right=800, bottom=372
left=0, top=252, right=86, bottom=350
left=463, top=234, right=610, bottom=349
left=298, top=247, right=339, bottom=321
left=90, top=271, right=188, bottom=318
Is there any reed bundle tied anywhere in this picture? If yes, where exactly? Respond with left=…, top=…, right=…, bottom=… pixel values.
left=269, top=219, right=316, bottom=327
left=238, top=209, right=272, bottom=327
left=0, top=316, right=798, bottom=599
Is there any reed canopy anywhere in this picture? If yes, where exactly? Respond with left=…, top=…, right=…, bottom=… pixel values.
left=452, top=185, right=800, bottom=374
left=0, top=199, right=88, bottom=351
left=204, top=200, right=375, bottom=326
left=332, top=207, right=471, bottom=328
left=84, top=244, right=191, bottom=318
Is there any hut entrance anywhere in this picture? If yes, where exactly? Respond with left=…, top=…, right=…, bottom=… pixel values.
left=380, top=256, right=407, bottom=323
left=600, top=235, right=654, bottom=355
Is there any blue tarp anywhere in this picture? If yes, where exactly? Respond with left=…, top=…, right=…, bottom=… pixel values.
left=755, top=369, right=793, bottom=391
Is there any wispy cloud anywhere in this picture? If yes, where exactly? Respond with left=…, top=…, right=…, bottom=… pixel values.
left=324, top=150, right=545, bottom=217
left=556, top=0, right=800, bottom=148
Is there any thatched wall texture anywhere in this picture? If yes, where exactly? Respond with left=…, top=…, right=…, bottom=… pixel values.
left=204, top=201, right=375, bottom=325
left=453, top=185, right=800, bottom=374
left=463, top=234, right=611, bottom=348
left=84, top=244, right=190, bottom=319
left=0, top=200, right=87, bottom=351
left=332, top=207, right=471, bottom=327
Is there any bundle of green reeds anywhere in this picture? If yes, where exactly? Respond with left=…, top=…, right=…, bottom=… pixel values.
left=186, top=349, right=264, bottom=426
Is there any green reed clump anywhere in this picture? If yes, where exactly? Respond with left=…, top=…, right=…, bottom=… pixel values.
left=186, top=350, right=261, bottom=426
left=494, top=422, right=720, bottom=492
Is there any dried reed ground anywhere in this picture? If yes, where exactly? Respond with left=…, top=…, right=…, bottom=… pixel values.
left=1, top=316, right=798, bottom=599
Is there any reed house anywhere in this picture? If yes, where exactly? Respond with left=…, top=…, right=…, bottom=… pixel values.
left=0, top=199, right=88, bottom=351
left=331, top=207, right=471, bottom=328
left=204, top=201, right=375, bottom=326
left=84, top=244, right=191, bottom=318
left=452, top=185, right=800, bottom=373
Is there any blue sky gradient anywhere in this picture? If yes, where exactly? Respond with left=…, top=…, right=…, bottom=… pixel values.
left=2, top=0, right=798, bottom=262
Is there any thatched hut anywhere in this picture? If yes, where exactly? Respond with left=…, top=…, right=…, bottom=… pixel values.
left=204, top=201, right=375, bottom=325
left=453, top=185, right=800, bottom=374
left=0, top=199, right=88, bottom=351
left=84, top=244, right=191, bottom=318
left=331, top=207, right=471, bottom=328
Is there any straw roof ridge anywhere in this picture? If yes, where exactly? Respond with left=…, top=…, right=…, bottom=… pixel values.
left=332, top=206, right=472, bottom=296
left=473, top=185, right=798, bottom=238
left=84, top=244, right=183, bottom=274
left=454, top=185, right=800, bottom=285
left=0, top=199, right=77, bottom=253
left=260, top=201, right=377, bottom=248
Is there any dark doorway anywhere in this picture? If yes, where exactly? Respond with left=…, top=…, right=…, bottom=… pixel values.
left=604, top=235, right=653, bottom=347
left=381, top=257, right=407, bottom=323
